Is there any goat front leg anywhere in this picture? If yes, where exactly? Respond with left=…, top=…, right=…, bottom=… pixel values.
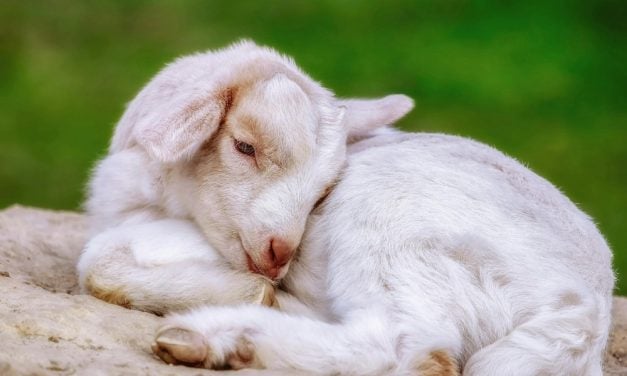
left=152, top=305, right=458, bottom=375
left=77, top=218, right=277, bottom=314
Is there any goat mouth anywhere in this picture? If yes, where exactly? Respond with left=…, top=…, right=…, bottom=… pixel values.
left=239, top=236, right=263, bottom=276
left=246, top=253, right=263, bottom=275
left=245, top=253, right=283, bottom=280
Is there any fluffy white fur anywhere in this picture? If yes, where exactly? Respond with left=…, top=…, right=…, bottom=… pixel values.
left=78, top=40, right=613, bottom=374
left=158, top=131, right=613, bottom=375
left=77, top=40, right=412, bottom=313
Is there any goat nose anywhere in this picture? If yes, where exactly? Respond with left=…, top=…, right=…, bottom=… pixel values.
left=252, top=238, right=295, bottom=280
left=268, top=238, right=293, bottom=268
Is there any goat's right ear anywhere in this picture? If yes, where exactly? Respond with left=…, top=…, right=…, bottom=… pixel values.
left=131, top=87, right=234, bottom=164
left=338, top=94, right=414, bottom=137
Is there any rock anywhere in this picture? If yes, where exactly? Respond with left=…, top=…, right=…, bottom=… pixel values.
left=607, top=298, right=627, bottom=375
left=0, top=205, right=625, bottom=375
left=0, top=206, right=289, bottom=375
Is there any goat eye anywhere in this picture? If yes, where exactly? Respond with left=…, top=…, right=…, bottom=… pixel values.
left=234, top=139, right=255, bottom=157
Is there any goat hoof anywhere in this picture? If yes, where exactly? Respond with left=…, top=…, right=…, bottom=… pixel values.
left=256, top=281, right=280, bottom=309
left=152, top=327, right=207, bottom=366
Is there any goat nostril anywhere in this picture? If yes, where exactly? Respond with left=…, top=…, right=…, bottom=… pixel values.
left=268, top=243, right=277, bottom=264
left=269, top=238, right=293, bottom=267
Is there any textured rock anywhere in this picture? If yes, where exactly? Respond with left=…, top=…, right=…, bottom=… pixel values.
left=0, top=205, right=625, bottom=375
left=0, top=206, right=287, bottom=375
left=607, top=298, right=627, bottom=375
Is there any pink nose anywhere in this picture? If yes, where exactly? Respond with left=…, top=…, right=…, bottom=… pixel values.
left=254, top=238, right=294, bottom=280
left=269, top=238, right=293, bottom=267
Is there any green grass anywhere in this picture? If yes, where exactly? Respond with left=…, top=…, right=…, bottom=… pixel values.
left=1, top=0, right=626, bottom=292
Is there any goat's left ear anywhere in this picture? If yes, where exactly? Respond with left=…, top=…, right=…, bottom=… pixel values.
left=131, top=86, right=233, bottom=163
left=338, top=94, right=414, bottom=137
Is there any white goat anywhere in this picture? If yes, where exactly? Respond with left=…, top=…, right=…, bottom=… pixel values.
left=153, top=131, right=614, bottom=374
left=77, top=41, right=412, bottom=314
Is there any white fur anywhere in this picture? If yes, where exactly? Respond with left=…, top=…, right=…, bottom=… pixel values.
left=77, top=40, right=413, bottom=314
left=164, top=131, right=614, bottom=375
left=78, top=40, right=612, bottom=374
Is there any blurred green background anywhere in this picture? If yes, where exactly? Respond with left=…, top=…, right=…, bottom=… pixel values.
left=1, top=1, right=625, bottom=291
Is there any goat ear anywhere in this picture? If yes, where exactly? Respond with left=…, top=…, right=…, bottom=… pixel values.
left=338, top=94, right=414, bottom=136
left=131, top=87, right=233, bottom=163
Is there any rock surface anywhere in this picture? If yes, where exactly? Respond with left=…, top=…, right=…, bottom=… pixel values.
left=0, top=205, right=625, bottom=375
left=0, top=206, right=289, bottom=376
